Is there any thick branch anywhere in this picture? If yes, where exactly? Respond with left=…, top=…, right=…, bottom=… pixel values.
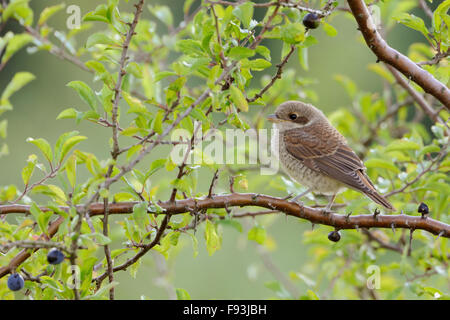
left=347, top=0, right=450, bottom=108
left=1, top=194, right=448, bottom=235
left=1, top=193, right=449, bottom=279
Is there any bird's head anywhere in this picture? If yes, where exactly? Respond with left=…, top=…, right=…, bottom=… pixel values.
left=267, top=101, right=327, bottom=132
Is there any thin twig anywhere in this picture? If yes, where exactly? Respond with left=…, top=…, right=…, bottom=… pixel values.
left=247, top=45, right=296, bottom=103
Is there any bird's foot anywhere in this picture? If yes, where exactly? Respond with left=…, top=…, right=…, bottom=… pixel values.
left=321, top=208, right=332, bottom=215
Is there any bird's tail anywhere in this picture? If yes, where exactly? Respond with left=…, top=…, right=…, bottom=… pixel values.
left=366, top=191, right=395, bottom=211
left=357, top=170, right=395, bottom=211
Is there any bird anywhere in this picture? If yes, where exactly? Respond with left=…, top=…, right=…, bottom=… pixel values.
left=267, top=100, right=395, bottom=212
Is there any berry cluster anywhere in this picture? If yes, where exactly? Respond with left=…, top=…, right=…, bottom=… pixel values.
left=6, top=249, right=65, bottom=292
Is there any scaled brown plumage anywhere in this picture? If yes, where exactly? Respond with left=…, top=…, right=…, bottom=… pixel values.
left=269, top=101, right=395, bottom=211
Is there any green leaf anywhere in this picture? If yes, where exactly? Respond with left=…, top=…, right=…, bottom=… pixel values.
left=187, top=232, right=199, bottom=257
left=216, top=219, right=243, bottom=233
left=47, top=185, right=67, bottom=202
left=149, top=5, right=173, bottom=27
left=2, top=33, right=33, bottom=63
left=26, top=137, right=53, bottom=163
left=85, top=33, right=118, bottom=48
left=40, top=276, right=64, bottom=292
left=298, top=46, right=308, bottom=71
left=322, top=22, right=338, bottom=37
left=29, top=202, right=52, bottom=235
left=175, top=288, right=191, bottom=300
left=248, top=225, right=266, bottom=244
left=92, top=232, right=112, bottom=245
left=59, top=135, right=87, bottom=162
left=152, top=110, right=164, bottom=134
left=38, top=3, right=65, bottom=26
left=57, top=108, right=79, bottom=120
left=2, top=0, right=31, bottom=22
left=385, top=139, right=421, bottom=152
left=432, top=0, right=450, bottom=32
left=255, top=45, right=271, bottom=60
left=204, top=220, right=221, bottom=256
left=54, top=131, right=79, bottom=161
left=232, top=2, right=254, bottom=29
left=21, top=154, right=37, bottom=185
left=418, top=145, right=440, bottom=157
left=67, top=81, right=98, bottom=111
left=228, top=46, right=255, bottom=60
left=368, top=64, right=395, bottom=83
left=334, top=74, right=357, bottom=99
left=147, top=159, right=166, bottom=177
left=126, top=62, right=143, bottom=79
left=123, top=92, right=147, bottom=114
left=85, top=60, right=114, bottom=86
left=0, top=120, right=7, bottom=139
left=176, top=39, right=206, bottom=57
left=365, top=158, right=400, bottom=173
left=246, top=58, right=272, bottom=71
left=229, top=85, right=248, bottom=112
left=66, top=154, right=77, bottom=188
left=281, top=23, right=305, bottom=44
left=154, top=71, right=177, bottom=82
left=132, top=202, right=148, bottom=234
left=305, top=289, right=320, bottom=300
left=1, top=72, right=35, bottom=102
left=394, top=13, right=430, bottom=41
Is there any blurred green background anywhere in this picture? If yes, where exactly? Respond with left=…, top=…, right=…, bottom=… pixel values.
left=0, top=0, right=431, bottom=299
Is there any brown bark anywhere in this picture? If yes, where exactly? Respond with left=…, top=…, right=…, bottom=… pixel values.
left=347, top=0, right=450, bottom=108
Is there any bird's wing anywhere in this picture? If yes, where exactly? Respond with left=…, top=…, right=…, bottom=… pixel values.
left=283, top=127, right=394, bottom=210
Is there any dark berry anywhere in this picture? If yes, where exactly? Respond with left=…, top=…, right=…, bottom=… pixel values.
left=302, top=13, right=320, bottom=29
left=7, top=273, right=24, bottom=291
left=418, top=202, right=429, bottom=215
left=328, top=230, right=341, bottom=242
left=47, top=248, right=65, bottom=265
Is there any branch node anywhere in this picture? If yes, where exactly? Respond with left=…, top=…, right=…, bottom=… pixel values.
left=345, top=212, right=352, bottom=222
left=391, top=222, right=396, bottom=235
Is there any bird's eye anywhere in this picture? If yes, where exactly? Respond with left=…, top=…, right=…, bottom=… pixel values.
left=289, top=113, right=297, bottom=120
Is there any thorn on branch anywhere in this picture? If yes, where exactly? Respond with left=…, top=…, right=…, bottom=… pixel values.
left=373, top=208, right=380, bottom=220
left=345, top=212, right=352, bottom=222
left=408, top=229, right=414, bottom=256
left=436, top=230, right=444, bottom=241
left=207, top=169, right=220, bottom=198
left=229, top=176, right=236, bottom=193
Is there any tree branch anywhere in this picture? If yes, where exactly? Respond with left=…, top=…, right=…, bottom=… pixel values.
left=247, top=44, right=296, bottom=103
left=110, top=0, right=145, bottom=158
left=386, top=64, right=445, bottom=124
left=346, top=0, right=450, bottom=108
left=1, top=193, right=449, bottom=280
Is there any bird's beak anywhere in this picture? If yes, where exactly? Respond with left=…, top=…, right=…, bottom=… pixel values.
left=267, top=114, right=282, bottom=123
